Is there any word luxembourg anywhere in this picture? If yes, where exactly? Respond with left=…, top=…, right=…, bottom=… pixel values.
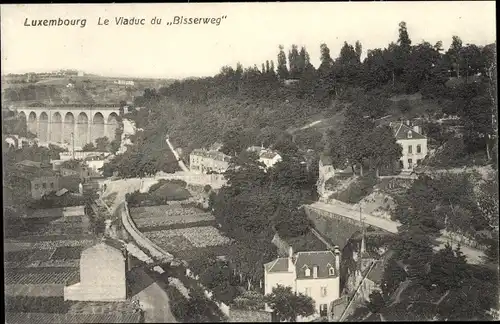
left=24, top=18, right=87, bottom=28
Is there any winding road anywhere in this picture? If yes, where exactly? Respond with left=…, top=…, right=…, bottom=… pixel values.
left=309, top=200, right=485, bottom=265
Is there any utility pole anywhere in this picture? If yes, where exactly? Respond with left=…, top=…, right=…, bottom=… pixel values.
left=71, top=132, right=75, bottom=159
left=360, top=206, right=366, bottom=255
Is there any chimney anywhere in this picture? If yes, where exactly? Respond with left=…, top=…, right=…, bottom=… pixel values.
left=288, top=246, right=294, bottom=272
left=406, top=120, right=411, bottom=126
left=313, top=266, right=318, bottom=278
left=413, top=125, right=420, bottom=134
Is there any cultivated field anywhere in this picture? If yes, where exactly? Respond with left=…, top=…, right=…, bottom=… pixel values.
left=146, top=226, right=234, bottom=249
left=130, top=203, right=216, bottom=231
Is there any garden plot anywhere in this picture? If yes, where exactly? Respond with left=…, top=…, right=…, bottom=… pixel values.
left=50, top=246, right=86, bottom=260
left=131, top=204, right=215, bottom=231
left=31, top=239, right=96, bottom=250
left=5, top=284, right=65, bottom=297
left=145, top=226, right=234, bottom=251
left=5, top=269, right=79, bottom=285
left=4, top=249, right=56, bottom=268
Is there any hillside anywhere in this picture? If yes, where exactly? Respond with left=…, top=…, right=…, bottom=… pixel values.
left=2, top=75, right=177, bottom=105
left=103, top=23, right=496, bottom=183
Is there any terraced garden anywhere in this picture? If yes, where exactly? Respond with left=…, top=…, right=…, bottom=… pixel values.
left=131, top=203, right=240, bottom=263
left=5, top=267, right=79, bottom=285
left=130, top=203, right=216, bottom=232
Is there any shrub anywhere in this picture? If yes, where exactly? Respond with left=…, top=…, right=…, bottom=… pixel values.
left=232, top=291, right=265, bottom=310
left=125, top=190, right=166, bottom=207
left=150, top=182, right=191, bottom=201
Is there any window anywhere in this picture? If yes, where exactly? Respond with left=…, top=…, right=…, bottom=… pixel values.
left=329, top=267, right=335, bottom=276
left=417, top=144, right=421, bottom=153
left=408, top=145, right=413, bottom=154
left=305, top=268, right=311, bottom=277
left=313, top=266, right=318, bottom=278
left=408, top=159, right=413, bottom=168
left=407, top=131, right=412, bottom=139
left=42, top=183, right=47, bottom=189
left=50, top=183, right=54, bottom=189
left=305, top=287, right=311, bottom=297
left=320, top=304, right=328, bottom=317
left=321, top=287, right=327, bottom=297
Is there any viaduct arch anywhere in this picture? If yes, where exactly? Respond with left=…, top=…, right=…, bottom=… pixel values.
left=15, top=104, right=121, bottom=150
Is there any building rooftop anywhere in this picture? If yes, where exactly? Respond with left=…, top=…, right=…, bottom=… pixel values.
left=390, top=122, right=426, bottom=140
left=366, top=260, right=384, bottom=284
left=295, top=251, right=338, bottom=279
left=13, top=161, right=59, bottom=179
left=191, top=149, right=231, bottom=162
left=264, top=258, right=290, bottom=273
left=260, top=150, right=281, bottom=160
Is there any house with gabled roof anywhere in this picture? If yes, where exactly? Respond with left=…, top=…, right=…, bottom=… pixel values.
left=264, top=247, right=341, bottom=320
left=246, top=145, right=282, bottom=169
left=390, top=121, right=428, bottom=171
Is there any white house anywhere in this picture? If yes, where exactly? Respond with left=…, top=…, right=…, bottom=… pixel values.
left=259, top=150, right=282, bottom=168
left=114, top=80, right=135, bottom=86
left=390, top=121, right=428, bottom=171
left=247, top=146, right=282, bottom=169
left=189, top=148, right=231, bottom=174
left=264, top=247, right=341, bottom=320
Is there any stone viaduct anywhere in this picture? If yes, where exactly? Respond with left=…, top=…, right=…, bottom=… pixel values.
left=14, top=104, right=120, bottom=149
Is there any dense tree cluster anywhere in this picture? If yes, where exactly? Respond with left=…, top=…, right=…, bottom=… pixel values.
left=100, top=128, right=179, bottom=178
left=326, top=107, right=402, bottom=176
left=117, top=22, right=495, bottom=178
left=212, top=150, right=316, bottom=242
left=378, top=171, right=499, bottom=320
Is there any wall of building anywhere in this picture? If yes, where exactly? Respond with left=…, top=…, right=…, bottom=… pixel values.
left=264, top=271, right=296, bottom=312
left=31, top=176, right=60, bottom=199
left=398, top=138, right=428, bottom=170
left=189, top=154, right=229, bottom=174
left=296, top=277, right=340, bottom=315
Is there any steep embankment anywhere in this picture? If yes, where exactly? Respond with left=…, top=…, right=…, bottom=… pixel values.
left=118, top=118, right=140, bottom=154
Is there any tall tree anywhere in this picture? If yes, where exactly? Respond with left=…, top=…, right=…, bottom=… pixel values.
left=288, top=44, right=300, bottom=79
left=397, top=21, right=412, bottom=54
left=369, top=125, right=403, bottom=177
left=298, top=46, right=308, bottom=77
left=355, top=40, right=363, bottom=62
left=447, top=36, right=463, bottom=77
left=277, top=45, right=289, bottom=80
left=265, top=285, right=315, bottom=322
left=319, top=43, right=334, bottom=75
left=340, top=107, right=374, bottom=175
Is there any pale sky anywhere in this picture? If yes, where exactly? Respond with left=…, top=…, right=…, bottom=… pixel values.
left=1, top=2, right=496, bottom=79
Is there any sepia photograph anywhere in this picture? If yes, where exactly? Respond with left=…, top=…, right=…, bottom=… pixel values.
left=1, top=2, right=498, bottom=323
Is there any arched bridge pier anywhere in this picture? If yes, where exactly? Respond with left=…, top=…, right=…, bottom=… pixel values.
left=15, top=104, right=121, bottom=149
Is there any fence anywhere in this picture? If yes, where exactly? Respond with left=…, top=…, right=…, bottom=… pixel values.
left=119, top=201, right=174, bottom=263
